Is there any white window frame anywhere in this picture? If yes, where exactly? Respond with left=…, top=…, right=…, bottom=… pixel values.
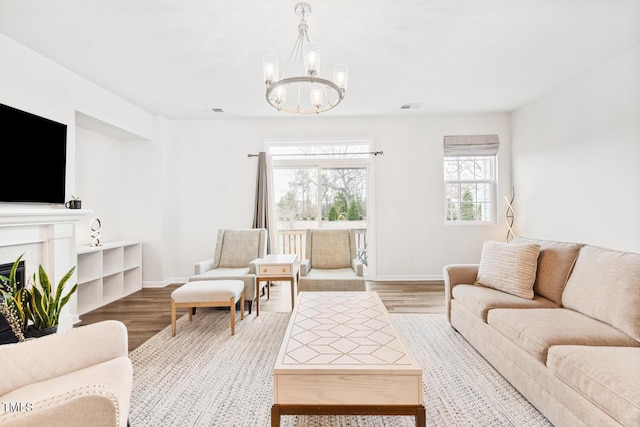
left=444, top=155, right=497, bottom=225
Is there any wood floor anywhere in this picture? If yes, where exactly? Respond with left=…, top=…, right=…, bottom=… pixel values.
left=77, top=281, right=445, bottom=351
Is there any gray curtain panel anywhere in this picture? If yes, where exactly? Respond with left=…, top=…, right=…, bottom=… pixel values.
left=252, top=151, right=271, bottom=253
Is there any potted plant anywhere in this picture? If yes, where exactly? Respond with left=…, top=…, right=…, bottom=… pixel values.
left=0, top=254, right=78, bottom=341
left=25, top=264, right=78, bottom=337
left=0, top=254, right=27, bottom=342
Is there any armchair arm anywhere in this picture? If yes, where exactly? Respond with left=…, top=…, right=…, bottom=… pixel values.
left=248, top=258, right=262, bottom=275
left=442, top=264, right=479, bottom=324
left=299, top=259, right=311, bottom=276
left=352, top=258, right=364, bottom=276
left=0, top=320, right=129, bottom=397
left=194, top=259, right=215, bottom=275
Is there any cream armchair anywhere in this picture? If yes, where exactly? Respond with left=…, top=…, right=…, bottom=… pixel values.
left=298, top=229, right=367, bottom=293
left=0, top=320, right=133, bottom=427
left=190, top=228, right=268, bottom=314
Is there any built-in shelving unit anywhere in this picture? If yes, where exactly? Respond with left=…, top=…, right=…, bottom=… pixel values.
left=76, top=240, right=142, bottom=315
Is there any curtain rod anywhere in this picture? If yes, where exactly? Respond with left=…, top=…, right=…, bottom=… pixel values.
left=248, top=151, right=383, bottom=158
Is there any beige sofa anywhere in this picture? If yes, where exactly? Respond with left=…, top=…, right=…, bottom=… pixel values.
left=0, top=320, right=133, bottom=427
left=443, top=237, right=640, bottom=427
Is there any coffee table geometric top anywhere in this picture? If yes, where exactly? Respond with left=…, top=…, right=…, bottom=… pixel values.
left=275, top=292, right=421, bottom=374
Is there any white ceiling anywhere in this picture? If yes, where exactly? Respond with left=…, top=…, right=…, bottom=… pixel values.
left=1, top=0, right=639, bottom=119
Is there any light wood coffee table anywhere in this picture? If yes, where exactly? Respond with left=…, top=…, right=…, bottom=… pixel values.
left=271, top=291, right=425, bottom=426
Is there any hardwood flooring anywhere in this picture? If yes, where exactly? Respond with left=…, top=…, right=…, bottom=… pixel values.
left=77, top=280, right=445, bottom=351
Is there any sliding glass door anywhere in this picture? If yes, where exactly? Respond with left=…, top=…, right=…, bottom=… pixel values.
left=267, top=140, right=373, bottom=268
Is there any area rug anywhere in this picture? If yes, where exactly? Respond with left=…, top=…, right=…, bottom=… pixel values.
left=128, top=311, right=551, bottom=427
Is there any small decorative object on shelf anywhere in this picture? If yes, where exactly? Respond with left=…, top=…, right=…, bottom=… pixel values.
left=504, top=186, right=515, bottom=242
left=65, top=195, right=82, bottom=209
left=89, top=217, right=103, bottom=247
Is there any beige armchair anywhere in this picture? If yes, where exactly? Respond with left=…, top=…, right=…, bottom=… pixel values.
left=190, top=228, right=268, bottom=314
left=0, top=320, right=133, bottom=427
left=298, top=229, right=366, bottom=293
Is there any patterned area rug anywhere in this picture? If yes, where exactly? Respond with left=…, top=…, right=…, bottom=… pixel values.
left=128, top=311, right=551, bottom=427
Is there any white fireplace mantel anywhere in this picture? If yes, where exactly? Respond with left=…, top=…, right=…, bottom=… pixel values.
left=0, top=208, right=90, bottom=226
left=0, top=207, right=91, bottom=330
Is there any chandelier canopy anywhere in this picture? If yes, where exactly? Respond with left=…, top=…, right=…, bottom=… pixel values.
left=262, top=2, right=348, bottom=114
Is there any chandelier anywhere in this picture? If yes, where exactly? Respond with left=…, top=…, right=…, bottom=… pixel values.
left=262, top=2, right=348, bottom=114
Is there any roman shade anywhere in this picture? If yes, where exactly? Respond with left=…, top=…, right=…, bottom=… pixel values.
left=443, top=135, right=500, bottom=156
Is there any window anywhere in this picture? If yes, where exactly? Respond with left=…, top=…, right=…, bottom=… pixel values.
left=443, top=135, right=499, bottom=223
left=266, top=139, right=372, bottom=265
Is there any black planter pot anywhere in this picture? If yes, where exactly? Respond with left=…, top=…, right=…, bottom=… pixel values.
left=25, top=325, right=58, bottom=339
left=0, top=329, right=19, bottom=345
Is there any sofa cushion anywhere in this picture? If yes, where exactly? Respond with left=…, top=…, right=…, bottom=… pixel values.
left=310, top=230, right=352, bottom=269
left=547, top=346, right=640, bottom=426
left=487, top=308, right=640, bottom=363
left=452, top=284, right=559, bottom=322
left=475, top=240, right=540, bottom=299
left=562, top=245, right=640, bottom=341
left=512, top=237, right=582, bottom=304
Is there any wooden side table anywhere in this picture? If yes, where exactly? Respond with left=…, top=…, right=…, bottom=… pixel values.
left=256, top=254, right=299, bottom=316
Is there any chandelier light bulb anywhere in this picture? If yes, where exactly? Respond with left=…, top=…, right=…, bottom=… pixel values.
left=310, top=84, right=323, bottom=110
left=275, top=85, right=287, bottom=106
left=333, top=64, right=348, bottom=91
left=262, top=54, right=279, bottom=84
left=304, top=42, right=320, bottom=76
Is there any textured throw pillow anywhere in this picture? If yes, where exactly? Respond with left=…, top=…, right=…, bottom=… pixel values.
left=512, top=237, right=583, bottom=304
left=475, top=241, right=541, bottom=299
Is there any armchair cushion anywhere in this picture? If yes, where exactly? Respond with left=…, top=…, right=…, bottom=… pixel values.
left=309, top=229, right=352, bottom=269
left=297, top=268, right=366, bottom=292
left=218, top=229, right=264, bottom=268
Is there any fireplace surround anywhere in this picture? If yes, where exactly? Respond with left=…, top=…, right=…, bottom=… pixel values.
left=0, top=208, right=88, bottom=334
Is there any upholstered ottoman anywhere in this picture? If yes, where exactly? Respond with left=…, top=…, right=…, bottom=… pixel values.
left=171, top=280, right=245, bottom=336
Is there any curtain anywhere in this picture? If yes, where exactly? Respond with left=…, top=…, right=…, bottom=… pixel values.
left=252, top=151, right=271, bottom=253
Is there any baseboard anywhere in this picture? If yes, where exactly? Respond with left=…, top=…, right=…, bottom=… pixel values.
left=142, top=277, right=187, bottom=288
left=369, top=274, right=444, bottom=282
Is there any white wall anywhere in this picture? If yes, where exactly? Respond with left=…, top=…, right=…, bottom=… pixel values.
left=166, top=115, right=512, bottom=281
left=511, top=47, right=640, bottom=253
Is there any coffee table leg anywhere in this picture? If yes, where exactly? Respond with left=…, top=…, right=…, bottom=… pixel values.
left=290, top=278, right=295, bottom=310
left=271, top=404, right=281, bottom=427
left=415, top=405, right=426, bottom=427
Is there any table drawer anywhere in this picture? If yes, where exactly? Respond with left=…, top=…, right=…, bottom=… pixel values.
left=260, top=264, right=292, bottom=276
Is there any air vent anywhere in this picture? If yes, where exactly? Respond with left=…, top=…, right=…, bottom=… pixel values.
left=211, top=108, right=224, bottom=113
left=400, top=103, right=422, bottom=110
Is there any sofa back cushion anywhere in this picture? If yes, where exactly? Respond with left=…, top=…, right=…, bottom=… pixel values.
left=512, top=237, right=582, bottom=304
left=475, top=240, right=541, bottom=299
left=562, top=245, right=640, bottom=341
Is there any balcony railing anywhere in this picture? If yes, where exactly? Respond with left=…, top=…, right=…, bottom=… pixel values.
left=275, top=228, right=368, bottom=265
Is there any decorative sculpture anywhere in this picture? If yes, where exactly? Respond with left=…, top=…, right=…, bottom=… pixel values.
left=504, top=187, right=515, bottom=242
left=89, top=217, right=102, bottom=247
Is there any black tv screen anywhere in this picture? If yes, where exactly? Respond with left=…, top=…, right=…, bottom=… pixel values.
left=0, top=103, right=67, bottom=204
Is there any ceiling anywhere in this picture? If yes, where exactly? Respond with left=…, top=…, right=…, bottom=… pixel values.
left=1, top=0, right=639, bottom=120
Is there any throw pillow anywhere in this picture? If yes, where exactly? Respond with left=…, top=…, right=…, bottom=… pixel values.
left=475, top=241, right=541, bottom=299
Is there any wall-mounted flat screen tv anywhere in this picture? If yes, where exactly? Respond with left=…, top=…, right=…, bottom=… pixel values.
left=0, top=103, right=67, bottom=204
